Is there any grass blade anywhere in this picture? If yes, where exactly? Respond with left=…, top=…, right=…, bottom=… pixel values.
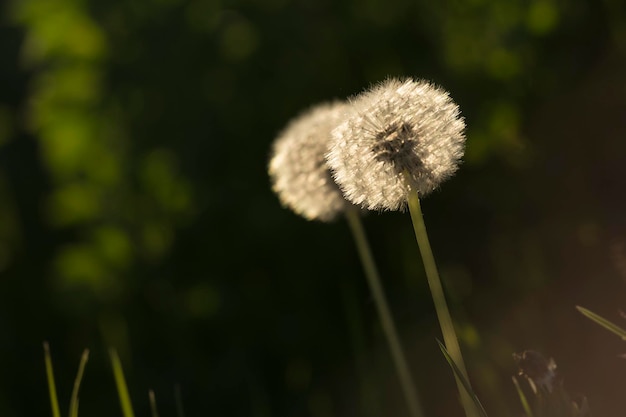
left=149, top=389, right=159, bottom=417
left=512, top=376, right=533, bottom=417
left=43, top=342, right=62, bottom=417
left=437, top=340, right=489, bottom=417
left=576, top=306, right=626, bottom=340
left=109, top=348, right=136, bottom=417
left=69, top=349, right=89, bottom=417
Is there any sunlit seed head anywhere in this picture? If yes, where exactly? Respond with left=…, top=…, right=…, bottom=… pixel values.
left=326, top=78, right=466, bottom=211
left=268, top=101, right=351, bottom=222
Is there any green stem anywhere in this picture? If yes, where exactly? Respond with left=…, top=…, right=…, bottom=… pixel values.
left=345, top=207, right=425, bottom=417
left=69, top=349, right=90, bottom=417
left=406, top=188, right=478, bottom=417
left=342, top=278, right=380, bottom=417
left=110, top=348, right=136, bottom=417
left=43, top=342, right=61, bottom=417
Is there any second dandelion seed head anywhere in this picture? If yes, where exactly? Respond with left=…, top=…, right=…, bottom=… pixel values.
left=327, top=78, right=466, bottom=211
left=268, top=101, right=351, bottom=222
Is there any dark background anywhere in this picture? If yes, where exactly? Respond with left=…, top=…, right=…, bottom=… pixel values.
left=1, top=0, right=626, bottom=416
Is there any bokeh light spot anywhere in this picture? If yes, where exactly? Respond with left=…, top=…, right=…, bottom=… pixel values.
left=19, top=6, right=107, bottom=63
left=527, top=1, right=559, bottom=35
left=55, top=245, right=107, bottom=289
left=488, top=102, right=521, bottom=139
left=140, top=149, right=193, bottom=214
left=40, top=117, right=96, bottom=178
left=142, top=222, right=173, bottom=259
left=35, top=67, right=102, bottom=104
left=92, top=226, right=132, bottom=269
left=486, top=48, right=521, bottom=80
left=47, top=182, right=102, bottom=226
left=185, top=0, right=222, bottom=32
left=461, top=324, right=481, bottom=349
left=184, top=283, right=220, bottom=318
left=218, top=15, right=259, bottom=61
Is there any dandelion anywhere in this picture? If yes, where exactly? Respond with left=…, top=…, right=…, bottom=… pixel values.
left=268, top=101, right=350, bottom=222
left=268, top=98, right=426, bottom=417
left=327, top=77, right=466, bottom=211
left=328, top=78, right=478, bottom=417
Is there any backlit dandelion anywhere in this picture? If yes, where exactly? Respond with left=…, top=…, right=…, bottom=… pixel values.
left=327, top=78, right=466, bottom=211
left=268, top=97, right=426, bottom=417
left=326, top=78, right=478, bottom=416
left=268, top=101, right=350, bottom=222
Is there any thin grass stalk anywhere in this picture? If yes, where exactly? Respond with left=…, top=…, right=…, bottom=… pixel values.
left=576, top=306, right=626, bottom=340
left=512, top=376, right=534, bottom=417
left=406, top=188, right=478, bottom=417
left=437, top=340, right=488, bottom=417
left=69, top=349, right=90, bottom=417
left=345, top=207, right=424, bottom=417
left=149, top=390, right=159, bottom=417
left=110, top=348, right=136, bottom=417
left=43, top=342, right=62, bottom=417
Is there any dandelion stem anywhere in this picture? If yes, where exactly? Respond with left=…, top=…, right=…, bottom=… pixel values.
left=345, top=207, right=425, bottom=417
left=406, top=188, right=479, bottom=417
left=342, top=277, right=380, bottom=417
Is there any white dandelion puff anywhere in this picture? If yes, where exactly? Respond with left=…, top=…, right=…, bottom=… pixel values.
left=269, top=97, right=428, bottom=417
left=326, top=78, right=466, bottom=211
left=268, top=101, right=351, bottom=221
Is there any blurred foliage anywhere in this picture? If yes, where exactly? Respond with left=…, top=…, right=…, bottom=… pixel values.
left=13, top=0, right=195, bottom=304
left=0, top=0, right=625, bottom=416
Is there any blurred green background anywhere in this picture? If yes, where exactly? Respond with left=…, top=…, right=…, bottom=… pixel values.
left=1, top=0, right=626, bottom=416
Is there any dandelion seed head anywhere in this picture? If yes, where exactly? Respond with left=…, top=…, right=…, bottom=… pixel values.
left=269, top=101, right=350, bottom=222
left=326, top=78, right=466, bottom=211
